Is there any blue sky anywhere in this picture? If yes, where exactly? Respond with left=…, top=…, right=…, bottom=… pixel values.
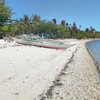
left=5, top=0, right=100, bottom=31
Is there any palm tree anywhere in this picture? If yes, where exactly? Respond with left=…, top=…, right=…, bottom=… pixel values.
left=23, top=15, right=30, bottom=24
left=52, top=18, right=57, bottom=25
left=85, top=28, right=89, bottom=32
left=66, top=23, right=69, bottom=28
left=14, top=19, right=23, bottom=35
left=71, top=22, right=78, bottom=38
left=31, top=15, right=41, bottom=22
left=79, top=25, right=81, bottom=29
left=22, top=15, right=31, bottom=34
left=61, top=20, right=66, bottom=27
left=31, top=14, right=41, bottom=34
left=89, top=26, right=94, bottom=33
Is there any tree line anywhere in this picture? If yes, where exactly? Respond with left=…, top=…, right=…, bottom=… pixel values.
left=0, top=1, right=100, bottom=39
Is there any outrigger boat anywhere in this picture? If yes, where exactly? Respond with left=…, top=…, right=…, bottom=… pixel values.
left=10, top=35, right=74, bottom=49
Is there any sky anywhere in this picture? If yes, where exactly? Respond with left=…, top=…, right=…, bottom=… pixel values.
left=5, top=0, right=100, bottom=31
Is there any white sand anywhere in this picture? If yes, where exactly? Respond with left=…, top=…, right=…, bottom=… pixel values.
left=0, top=39, right=80, bottom=100
left=42, top=40, right=100, bottom=100
left=0, top=39, right=20, bottom=48
left=0, top=39, right=100, bottom=100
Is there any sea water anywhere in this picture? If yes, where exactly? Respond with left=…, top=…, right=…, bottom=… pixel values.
left=86, top=40, right=100, bottom=73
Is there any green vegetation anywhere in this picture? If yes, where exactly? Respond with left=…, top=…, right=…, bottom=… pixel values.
left=0, top=0, right=100, bottom=39
left=0, top=1, right=13, bottom=38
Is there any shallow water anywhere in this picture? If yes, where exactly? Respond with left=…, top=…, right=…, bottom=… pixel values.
left=86, top=40, right=100, bottom=74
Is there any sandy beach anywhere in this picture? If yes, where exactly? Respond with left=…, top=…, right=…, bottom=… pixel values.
left=39, top=40, right=100, bottom=100
left=0, top=39, right=100, bottom=100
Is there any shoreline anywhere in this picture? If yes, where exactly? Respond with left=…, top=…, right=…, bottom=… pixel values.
left=0, top=39, right=100, bottom=100
left=85, top=40, right=100, bottom=78
left=39, top=40, right=100, bottom=100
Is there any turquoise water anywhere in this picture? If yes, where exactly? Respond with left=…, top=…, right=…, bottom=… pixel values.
left=86, top=40, right=100, bottom=66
